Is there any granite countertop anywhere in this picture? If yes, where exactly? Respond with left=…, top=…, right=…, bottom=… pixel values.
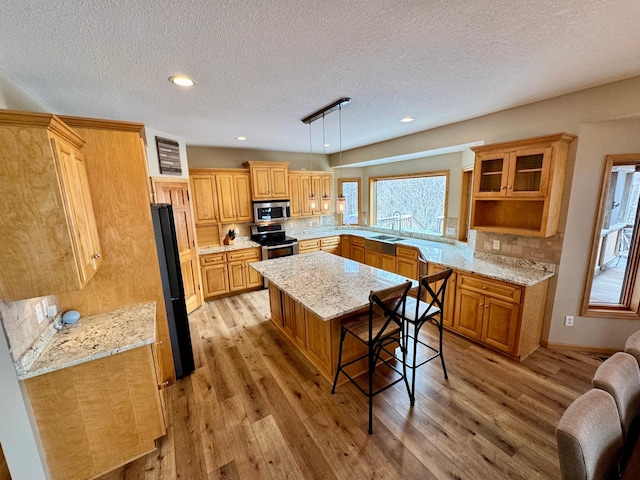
left=291, top=228, right=554, bottom=286
left=199, top=239, right=261, bottom=255
left=16, top=302, right=156, bottom=380
left=251, top=251, right=417, bottom=321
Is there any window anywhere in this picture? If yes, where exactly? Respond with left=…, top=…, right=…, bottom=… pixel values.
left=369, top=171, right=448, bottom=236
left=339, top=178, right=360, bottom=225
left=582, top=154, right=640, bottom=319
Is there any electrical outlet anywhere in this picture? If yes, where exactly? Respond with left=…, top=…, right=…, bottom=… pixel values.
left=319, top=216, right=324, bottom=226
left=492, top=240, right=500, bottom=250
left=363, top=219, right=368, bottom=225
left=289, top=222, right=294, bottom=228
left=565, top=315, right=574, bottom=327
left=446, top=227, right=455, bottom=236
left=35, top=303, right=45, bottom=324
left=307, top=220, right=313, bottom=227
left=46, top=305, right=58, bottom=318
left=327, top=218, right=332, bottom=225
left=42, top=298, right=49, bottom=313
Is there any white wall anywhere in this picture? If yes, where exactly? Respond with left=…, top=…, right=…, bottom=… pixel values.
left=145, top=127, right=190, bottom=179
left=0, top=68, right=51, bottom=479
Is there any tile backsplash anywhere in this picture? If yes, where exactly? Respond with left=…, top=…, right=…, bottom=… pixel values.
left=474, top=231, right=563, bottom=265
left=0, top=295, right=58, bottom=360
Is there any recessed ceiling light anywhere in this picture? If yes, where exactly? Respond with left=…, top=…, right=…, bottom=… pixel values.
left=322, top=142, right=330, bottom=147
left=168, top=75, right=196, bottom=87
left=401, top=117, right=415, bottom=123
left=236, top=136, right=247, bottom=141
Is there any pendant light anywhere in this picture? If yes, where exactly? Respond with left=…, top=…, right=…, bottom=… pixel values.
left=301, top=98, right=351, bottom=215
left=308, top=123, right=317, bottom=212
left=321, top=113, right=331, bottom=213
left=336, top=104, right=346, bottom=215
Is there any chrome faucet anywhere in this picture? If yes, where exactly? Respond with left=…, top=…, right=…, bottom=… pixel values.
left=392, top=211, right=402, bottom=234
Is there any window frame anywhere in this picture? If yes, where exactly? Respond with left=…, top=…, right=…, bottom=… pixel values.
left=368, top=170, right=449, bottom=236
left=581, top=153, right=640, bottom=319
left=338, top=177, right=361, bottom=226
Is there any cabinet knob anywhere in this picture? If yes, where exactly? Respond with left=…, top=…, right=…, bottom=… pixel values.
left=157, top=340, right=163, bottom=345
left=163, top=380, right=170, bottom=386
left=501, top=186, right=507, bottom=190
left=507, top=186, right=512, bottom=190
left=482, top=286, right=487, bottom=290
left=92, top=252, right=101, bottom=259
left=479, top=303, right=483, bottom=307
left=484, top=304, right=488, bottom=308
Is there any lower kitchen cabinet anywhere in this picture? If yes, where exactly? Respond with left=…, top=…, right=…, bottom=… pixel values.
left=0, top=443, right=9, bottom=480
left=453, top=272, right=548, bottom=359
left=201, top=248, right=261, bottom=298
left=349, top=236, right=366, bottom=263
left=364, top=250, right=395, bottom=271
left=320, top=236, right=341, bottom=255
left=298, top=238, right=320, bottom=254
left=24, top=345, right=165, bottom=480
left=395, top=245, right=420, bottom=280
left=427, top=263, right=457, bottom=328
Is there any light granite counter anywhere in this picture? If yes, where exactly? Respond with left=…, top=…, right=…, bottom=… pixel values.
left=291, top=228, right=554, bottom=286
left=16, top=302, right=156, bottom=380
left=198, top=239, right=260, bottom=255
left=251, top=251, right=416, bottom=321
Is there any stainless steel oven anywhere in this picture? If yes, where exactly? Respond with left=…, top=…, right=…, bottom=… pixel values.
left=253, top=200, right=290, bottom=223
left=250, top=223, right=298, bottom=287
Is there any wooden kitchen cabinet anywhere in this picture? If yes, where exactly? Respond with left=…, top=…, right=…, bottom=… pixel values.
left=427, top=263, right=456, bottom=328
left=350, top=236, right=366, bottom=263
left=190, top=172, right=219, bottom=224
left=395, top=246, right=420, bottom=280
left=470, top=133, right=576, bottom=237
left=288, top=171, right=313, bottom=217
left=298, top=238, right=320, bottom=254
left=227, top=248, right=261, bottom=291
left=201, top=253, right=229, bottom=297
left=24, top=345, right=165, bottom=480
left=453, top=272, right=547, bottom=359
left=269, top=282, right=284, bottom=326
left=364, top=250, right=395, bottom=271
left=245, top=161, right=289, bottom=200
left=320, top=236, right=341, bottom=255
left=201, top=248, right=261, bottom=298
left=0, top=443, right=9, bottom=480
left=216, top=171, right=252, bottom=223
left=0, top=111, right=102, bottom=301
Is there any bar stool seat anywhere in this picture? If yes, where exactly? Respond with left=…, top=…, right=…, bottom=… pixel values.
left=331, top=280, right=412, bottom=434
left=400, top=268, right=453, bottom=406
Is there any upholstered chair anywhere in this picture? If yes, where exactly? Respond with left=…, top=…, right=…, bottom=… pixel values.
left=624, top=331, right=640, bottom=366
left=556, top=389, right=623, bottom=480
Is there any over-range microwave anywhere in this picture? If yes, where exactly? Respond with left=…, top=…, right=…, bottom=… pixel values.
left=252, top=200, right=291, bottom=223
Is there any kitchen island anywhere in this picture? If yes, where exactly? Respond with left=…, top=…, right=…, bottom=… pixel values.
left=250, top=251, right=416, bottom=382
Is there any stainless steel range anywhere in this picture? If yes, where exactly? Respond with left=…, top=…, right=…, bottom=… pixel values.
left=250, top=223, right=298, bottom=286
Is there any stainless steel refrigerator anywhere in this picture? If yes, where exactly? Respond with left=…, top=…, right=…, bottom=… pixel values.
left=151, top=204, right=195, bottom=379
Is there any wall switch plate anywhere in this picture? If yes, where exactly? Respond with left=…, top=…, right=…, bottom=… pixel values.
left=289, top=222, right=294, bottom=228
left=327, top=218, right=332, bottom=225
left=446, top=227, right=455, bottom=236
left=363, top=219, right=368, bottom=225
left=565, top=315, right=574, bottom=327
left=492, top=240, right=500, bottom=250
left=319, top=216, right=324, bottom=226
left=42, top=298, right=49, bottom=313
left=35, top=303, right=45, bottom=324
left=307, top=220, right=313, bottom=227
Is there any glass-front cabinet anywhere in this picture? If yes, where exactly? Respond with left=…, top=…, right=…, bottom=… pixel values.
left=475, top=147, right=551, bottom=198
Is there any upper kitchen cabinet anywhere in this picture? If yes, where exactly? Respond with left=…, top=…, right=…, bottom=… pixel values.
left=244, top=161, right=289, bottom=200
left=190, top=171, right=219, bottom=225
left=470, top=133, right=576, bottom=237
left=0, top=111, right=102, bottom=301
left=216, top=170, right=252, bottom=223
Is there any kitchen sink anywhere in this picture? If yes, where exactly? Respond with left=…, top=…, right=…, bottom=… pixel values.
left=369, top=234, right=402, bottom=242
left=365, top=236, right=399, bottom=255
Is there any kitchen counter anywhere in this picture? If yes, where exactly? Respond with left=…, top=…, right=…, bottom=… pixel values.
left=198, top=239, right=260, bottom=255
left=251, top=251, right=416, bottom=321
left=16, top=302, right=156, bottom=380
left=291, top=228, right=554, bottom=286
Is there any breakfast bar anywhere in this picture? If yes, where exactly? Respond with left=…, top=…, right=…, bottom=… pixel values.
left=250, top=251, right=416, bottom=382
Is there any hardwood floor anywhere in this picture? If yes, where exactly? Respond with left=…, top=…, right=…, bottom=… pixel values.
left=98, top=290, right=601, bottom=480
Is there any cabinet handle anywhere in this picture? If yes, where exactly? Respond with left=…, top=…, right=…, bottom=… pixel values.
left=163, top=380, right=170, bottom=386
left=484, top=304, right=488, bottom=308
left=157, top=340, right=163, bottom=345
left=92, top=252, right=101, bottom=259
left=482, top=286, right=487, bottom=290
left=479, top=303, right=483, bottom=307
left=507, top=186, right=512, bottom=190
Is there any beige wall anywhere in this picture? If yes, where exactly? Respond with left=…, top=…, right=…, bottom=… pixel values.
left=187, top=145, right=329, bottom=171
left=145, top=127, right=190, bottom=179
left=0, top=68, right=51, bottom=480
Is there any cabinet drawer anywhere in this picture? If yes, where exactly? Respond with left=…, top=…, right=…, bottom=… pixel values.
left=457, top=273, right=521, bottom=303
left=396, top=246, right=418, bottom=259
left=227, top=248, right=260, bottom=262
left=299, top=239, right=320, bottom=250
left=350, top=236, right=365, bottom=246
left=320, top=236, right=340, bottom=247
left=201, top=253, right=226, bottom=265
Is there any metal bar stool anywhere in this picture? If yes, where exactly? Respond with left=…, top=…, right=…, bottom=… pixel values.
left=331, top=280, right=412, bottom=434
left=401, top=268, right=453, bottom=405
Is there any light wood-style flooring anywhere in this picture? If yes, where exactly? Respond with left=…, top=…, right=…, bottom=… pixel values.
left=99, top=290, right=602, bottom=480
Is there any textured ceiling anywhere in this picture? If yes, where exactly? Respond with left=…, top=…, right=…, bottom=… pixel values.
left=1, top=0, right=640, bottom=153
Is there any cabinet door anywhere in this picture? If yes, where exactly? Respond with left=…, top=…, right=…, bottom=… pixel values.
left=396, top=257, right=418, bottom=280
left=454, top=288, right=484, bottom=339
left=216, top=174, right=237, bottom=222
left=506, top=147, right=551, bottom=198
left=293, top=300, right=307, bottom=348
left=233, top=173, right=253, bottom=221
left=364, top=250, right=379, bottom=267
left=311, top=175, right=323, bottom=215
left=282, top=294, right=296, bottom=338
left=427, top=264, right=456, bottom=328
left=190, top=174, right=219, bottom=224
left=270, top=166, right=289, bottom=199
left=202, top=264, right=229, bottom=297
left=54, top=139, right=102, bottom=283
left=300, top=175, right=312, bottom=216
left=340, top=236, right=350, bottom=258
left=474, top=153, right=510, bottom=198
left=380, top=254, right=396, bottom=272
left=289, top=175, right=302, bottom=217
left=481, top=297, right=520, bottom=353
left=246, top=260, right=262, bottom=288
left=228, top=261, right=247, bottom=291
left=323, top=174, right=333, bottom=214
left=251, top=167, right=273, bottom=200
left=351, top=244, right=365, bottom=263
left=268, top=283, right=284, bottom=326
